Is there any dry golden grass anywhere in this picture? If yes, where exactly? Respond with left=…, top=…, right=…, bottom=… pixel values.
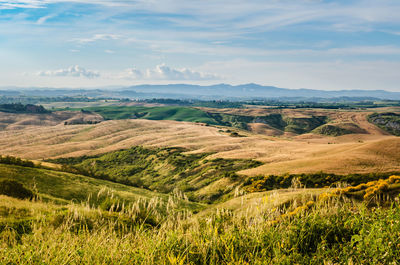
left=247, top=123, right=286, bottom=136
left=196, top=187, right=326, bottom=220
left=0, top=108, right=399, bottom=176
left=0, top=111, right=103, bottom=130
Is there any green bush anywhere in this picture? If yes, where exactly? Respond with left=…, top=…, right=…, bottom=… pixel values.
left=0, top=180, right=34, bottom=200
left=0, top=155, right=35, bottom=168
left=246, top=172, right=400, bottom=192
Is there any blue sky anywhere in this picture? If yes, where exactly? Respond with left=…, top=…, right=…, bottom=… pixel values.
left=0, top=0, right=400, bottom=91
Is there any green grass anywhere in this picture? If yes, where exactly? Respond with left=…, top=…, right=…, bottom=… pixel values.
left=84, top=106, right=219, bottom=124
left=313, top=123, right=365, bottom=136
left=2, top=186, right=400, bottom=264
left=48, top=146, right=262, bottom=203
left=1, top=158, right=400, bottom=263
left=0, top=163, right=201, bottom=211
left=283, top=116, right=327, bottom=134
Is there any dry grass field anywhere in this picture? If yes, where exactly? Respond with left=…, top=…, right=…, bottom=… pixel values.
left=0, top=107, right=399, bottom=176
left=0, top=111, right=103, bottom=130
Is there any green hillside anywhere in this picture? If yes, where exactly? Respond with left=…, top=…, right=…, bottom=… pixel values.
left=48, top=146, right=262, bottom=203
left=2, top=174, right=400, bottom=264
left=85, top=106, right=219, bottom=124
left=313, top=123, right=367, bottom=136
left=0, top=163, right=201, bottom=211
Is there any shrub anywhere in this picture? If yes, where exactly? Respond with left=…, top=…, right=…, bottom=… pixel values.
left=0, top=180, right=34, bottom=200
left=0, top=155, right=35, bottom=168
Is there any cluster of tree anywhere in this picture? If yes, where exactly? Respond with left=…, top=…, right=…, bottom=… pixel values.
left=0, top=96, right=117, bottom=104
left=0, top=179, right=34, bottom=200
left=368, top=112, right=400, bottom=136
left=245, top=172, right=400, bottom=192
left=0, top=103, right=49, bottom=113
left=58, top=164, right=142, bottom=188
left=136, top=98, right=399, bottom=110
left=133, top=98, right=244, bottom=108
left=0, top=155, right=35, bottom=168
left=244, top=100, right=400, bottom=109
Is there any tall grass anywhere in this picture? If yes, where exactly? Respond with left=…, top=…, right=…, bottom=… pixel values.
left=2, top=188, right=400, bottom=264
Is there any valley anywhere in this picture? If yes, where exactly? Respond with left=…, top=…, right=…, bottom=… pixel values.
left=0, top=105, right=398, bottom=176
left=1, top=101, right=400, bottom=264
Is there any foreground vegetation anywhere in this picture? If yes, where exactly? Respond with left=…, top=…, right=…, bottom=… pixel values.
left=0, top=162, right=200, bottom=211
left=2, top=152, right=400, bottom=263
left=2, top=177, right=400, bottom=264
left=246, top=171, right=400, bottom=192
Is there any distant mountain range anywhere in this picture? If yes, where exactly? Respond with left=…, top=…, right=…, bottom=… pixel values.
left=1, top=84, right=399, bottom=101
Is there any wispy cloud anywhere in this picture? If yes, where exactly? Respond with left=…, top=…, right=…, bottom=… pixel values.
left=36, top=14, right=54, bottom=25
left=71, top=34, right=121, bottom=44
left=3, top=1, right=400, bottom=30
left=38, top=65, right=100, bottom=78
left=0, top=0, right=129, bottom=9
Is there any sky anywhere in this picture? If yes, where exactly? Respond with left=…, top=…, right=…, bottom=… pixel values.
left=0, top=0, right=400, bottom=91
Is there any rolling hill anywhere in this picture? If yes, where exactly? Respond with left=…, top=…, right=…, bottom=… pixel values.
left=46, top=146, right=261, bottom=203
left=0, top=163, right=200, bottom=210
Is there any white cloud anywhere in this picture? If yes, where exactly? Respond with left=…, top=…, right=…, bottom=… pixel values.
left=120, top=64, right=220, bottom=81
left=71, top=34, right=121, bottom=44
left=146, top=64, right=220, bottom=80
left=38, top=65, right=100, bottom=78
left=120, top=68, right=143, bottom=79
left=36, top=64, right=218, bottom=81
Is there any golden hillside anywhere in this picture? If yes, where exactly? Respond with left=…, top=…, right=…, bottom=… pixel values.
left=0, top=108, right=398, bottom=176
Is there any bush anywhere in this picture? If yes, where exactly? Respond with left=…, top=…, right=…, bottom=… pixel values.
left=0, top=180, right=34, bottom=200
left=0, top=155, right=35, bottom=168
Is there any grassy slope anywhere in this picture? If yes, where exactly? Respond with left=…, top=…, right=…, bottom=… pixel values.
left=48, top=146, right=262, bottom=203
left=2, top=180, right=400, bottom=264
left=0, top=163, right=201, bottom=210
left=86, top=106, right=219, bottom=124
